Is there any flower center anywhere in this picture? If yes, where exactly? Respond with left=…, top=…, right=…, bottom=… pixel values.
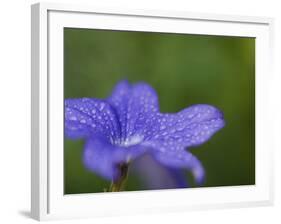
left=118, top=135, right=143, bottom=147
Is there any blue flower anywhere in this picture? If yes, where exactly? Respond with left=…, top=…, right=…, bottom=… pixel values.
left=65, top=80, right=225, bottom=187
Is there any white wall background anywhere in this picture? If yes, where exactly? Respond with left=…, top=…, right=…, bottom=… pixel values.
left=0, top=0, right=279, bottom=223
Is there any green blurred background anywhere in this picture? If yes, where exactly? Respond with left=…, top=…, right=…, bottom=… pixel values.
left=64, top=28, right=255, bottom=194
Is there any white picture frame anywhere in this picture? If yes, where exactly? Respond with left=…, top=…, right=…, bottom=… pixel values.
left=31, top=2, right=274, bottom=221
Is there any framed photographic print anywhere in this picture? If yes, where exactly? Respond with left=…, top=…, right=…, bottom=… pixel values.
left=31, top=2, right=274, bottom=221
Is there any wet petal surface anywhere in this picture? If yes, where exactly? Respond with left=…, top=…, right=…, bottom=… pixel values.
left=107, top=80, right=159, bottom=142
left=148, top=104, right=225, bottom=148
left=65, top=98, right=120, bottom=142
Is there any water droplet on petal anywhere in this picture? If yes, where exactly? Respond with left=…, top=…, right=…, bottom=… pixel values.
left=99, top=102, right=105, bottom=111
left=69, top=116, right=77, bottom=121
left=80, top=119, right=86, bottom=124
left=176, top=126, right=184, bottom=131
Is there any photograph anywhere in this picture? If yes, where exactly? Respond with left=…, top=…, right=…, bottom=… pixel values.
left=64, top=28, right=255, bottom=194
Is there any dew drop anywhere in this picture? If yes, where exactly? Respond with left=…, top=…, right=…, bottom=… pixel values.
left=80, top=119, right=86, bottom=124
left=99, top=102, right=105, bottom=111
left=69, top=116, right=77, bottom=121
left=176, top=126, right=184, bottom=131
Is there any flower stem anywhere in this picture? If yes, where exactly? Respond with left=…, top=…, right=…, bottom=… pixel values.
left=109, top=163, right=129, bottom=192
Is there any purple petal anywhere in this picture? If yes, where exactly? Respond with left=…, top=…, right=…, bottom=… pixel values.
left=83, top=136, right=146, bottom=181
left=107, top=80, right=159, bottom=141
left=65, top=98, right=120, bottom=141
left=132, top=154, right=188, bottom=189
left=152, top=149, right=205, bottom=184
left=149, top=104, right=225, bottom=148
left=140, top=104, right=224, bottom=184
